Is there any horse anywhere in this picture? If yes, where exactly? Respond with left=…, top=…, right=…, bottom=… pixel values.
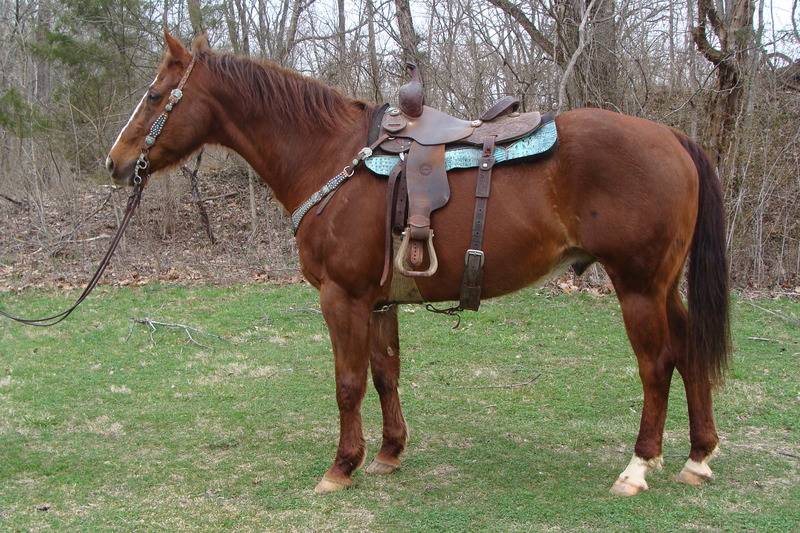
left=106, top=31, right=730, bottom=496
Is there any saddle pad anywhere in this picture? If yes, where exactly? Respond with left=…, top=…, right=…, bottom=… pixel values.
left=365, top=120, right=557, bottom=176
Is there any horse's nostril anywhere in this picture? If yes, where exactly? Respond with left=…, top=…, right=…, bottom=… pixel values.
left=105, top=156, right=115, bottom=173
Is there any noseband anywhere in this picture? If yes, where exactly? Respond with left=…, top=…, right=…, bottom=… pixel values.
left=0, top=55, right=197, bottom=326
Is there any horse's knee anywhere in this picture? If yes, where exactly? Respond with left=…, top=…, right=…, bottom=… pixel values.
left=336, top=374, right=367, bottom=412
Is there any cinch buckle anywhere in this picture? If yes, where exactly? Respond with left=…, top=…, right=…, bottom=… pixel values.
left=465, top=249, right=484, bottom=267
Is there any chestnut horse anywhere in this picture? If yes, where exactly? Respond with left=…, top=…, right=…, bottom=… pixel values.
left=107, top=32, right=730, bottom=496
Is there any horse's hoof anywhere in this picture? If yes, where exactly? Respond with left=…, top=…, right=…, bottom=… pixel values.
left=314, top=476, right=351, bottom=494
left=610, top=454, right=658, bottom=496
left=365, top=458, right=400, bottom=475
left=610, top=478, right=648, bottom=496
left=676, top=464, right=713, bottom=486
left=675, top=469, right=709, bottom=486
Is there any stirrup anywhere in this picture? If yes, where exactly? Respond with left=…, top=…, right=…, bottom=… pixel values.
left=395, top=229, right=438, bottom=278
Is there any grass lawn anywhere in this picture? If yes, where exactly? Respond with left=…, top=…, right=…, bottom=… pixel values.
left=0, top=283, right=798, bottom=532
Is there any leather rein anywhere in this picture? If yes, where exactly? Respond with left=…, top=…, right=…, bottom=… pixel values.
left=0, top=56, right=196, bottom=326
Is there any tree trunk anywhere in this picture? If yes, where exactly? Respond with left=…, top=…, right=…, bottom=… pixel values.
left=187, top=0, right=205, bottom=37
left=366, top=0, right=383, bottom=102
left=488, top=0, right=620, bottom=111
left=586, top=0, right=618, bottom=109
left=394, top=0, right=422, bottom=67
left=691, top=0, right=756, bottom=166
left=236, top=0, right=250, bottom=55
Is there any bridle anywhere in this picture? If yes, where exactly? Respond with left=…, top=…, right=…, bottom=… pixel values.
left=0, top=55, right=197, bottom=326
left=134, top=55, right=197, bottom=189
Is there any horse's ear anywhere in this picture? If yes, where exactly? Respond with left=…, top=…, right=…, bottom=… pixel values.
left=192, top=34, right=211, bottom=54
left=164, top=28, right=191, bottom=64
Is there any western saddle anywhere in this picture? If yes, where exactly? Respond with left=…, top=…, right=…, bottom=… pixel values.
left=375, top=63, right=554, bottom=311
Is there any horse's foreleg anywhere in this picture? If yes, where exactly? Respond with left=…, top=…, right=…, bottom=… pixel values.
left=365, top=305, right=408, bottom=475
left=669, top=292, right=720, bottom=486
left=315, top=285, right=373, bottom=494
left=611, top=290, right=675, bottom=496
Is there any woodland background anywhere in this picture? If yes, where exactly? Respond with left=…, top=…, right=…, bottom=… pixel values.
left=0, top=0, right=798, bottom=291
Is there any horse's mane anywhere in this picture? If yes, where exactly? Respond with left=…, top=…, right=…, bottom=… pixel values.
left=197, top=50, right=374, bottom=132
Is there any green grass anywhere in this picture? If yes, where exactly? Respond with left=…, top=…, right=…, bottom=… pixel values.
left=0, top=284, right=798, bottom=532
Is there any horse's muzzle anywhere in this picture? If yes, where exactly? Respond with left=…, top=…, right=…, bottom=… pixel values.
left=105, top=155, right=135, bottom=186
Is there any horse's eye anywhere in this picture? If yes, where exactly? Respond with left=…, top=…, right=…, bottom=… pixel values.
left=147, top=91, right=162, bottom=104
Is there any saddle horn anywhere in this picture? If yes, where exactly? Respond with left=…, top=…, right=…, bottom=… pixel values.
left=399, top=62, right=424, bottom=118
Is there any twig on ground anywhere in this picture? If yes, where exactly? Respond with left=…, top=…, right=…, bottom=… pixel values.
left=130, top=316, right=221, bottom=349
left=256, top=305, right=270, bottom=327
left=742, top=301, right=800, bottom=326
left=278, top=307, right=323, bottom=315
left=726, top=443, right=800, bottom=460
left=443, top=373, right=541, bottom=390
left=109, top=307, right=223, bottom=348
left=778, top=451, right=800, bottom=460
left=1, top=193, right=26, bottom=206
left=747, top=337, right=798, bottom=345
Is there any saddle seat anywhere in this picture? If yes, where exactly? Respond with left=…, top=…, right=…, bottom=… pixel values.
left=379, top=102, right=543, bottom=154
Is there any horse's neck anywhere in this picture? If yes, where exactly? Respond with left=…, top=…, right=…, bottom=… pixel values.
left=208, top=69, right=370, bottom=212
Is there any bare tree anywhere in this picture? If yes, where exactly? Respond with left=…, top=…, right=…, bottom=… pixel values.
left=395, top=0, right=423, bottom=66
left=691, top=0, right=756, bottom=165
left=486, top=0, right=621, bottom=111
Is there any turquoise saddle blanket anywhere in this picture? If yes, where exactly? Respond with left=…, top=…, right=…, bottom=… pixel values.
left=364, top=120, right=558, bottom=176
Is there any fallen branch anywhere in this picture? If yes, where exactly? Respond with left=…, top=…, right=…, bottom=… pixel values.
left=776, top=291, right=800, bottom=297
left=742, top=301, right=800, bottom=327
left=131, top=316, right=222, bottom=349
left=747, top=337, right=796, bottom=345
left=1, top=193, right=25, bottom=206
left=108, top=307, right=223, bottom=349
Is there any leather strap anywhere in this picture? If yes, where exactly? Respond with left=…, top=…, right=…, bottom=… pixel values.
left=0, top=184, right=143, bottom=326
left=368, top=103, right=390, bottom=145
left=460, top=135, right=496, bottom=311
left=394, top=170, right=408, bottom=235
left=381, top=160, right=405, bottom=286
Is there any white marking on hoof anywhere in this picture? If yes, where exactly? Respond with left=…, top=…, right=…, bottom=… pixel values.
left=610, top=454, right=663, bottom=496
left=314, top=476, right=351, bottom=494
left=676, top=447, right=718, bottom=486
left=365, top=458, right=400, bottom=475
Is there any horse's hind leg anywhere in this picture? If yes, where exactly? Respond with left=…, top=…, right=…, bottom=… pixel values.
left=610, top=287, right=676, bottom=496
left=365, top=305, right=408, bottom=475
left=668, top=291, right=720, bottom=486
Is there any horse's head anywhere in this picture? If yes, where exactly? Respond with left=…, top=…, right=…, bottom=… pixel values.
left=106, top=31, right=212, bottom=186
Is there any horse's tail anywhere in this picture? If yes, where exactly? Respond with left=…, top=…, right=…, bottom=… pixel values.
left=675, top=132, right=731, bottom=385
